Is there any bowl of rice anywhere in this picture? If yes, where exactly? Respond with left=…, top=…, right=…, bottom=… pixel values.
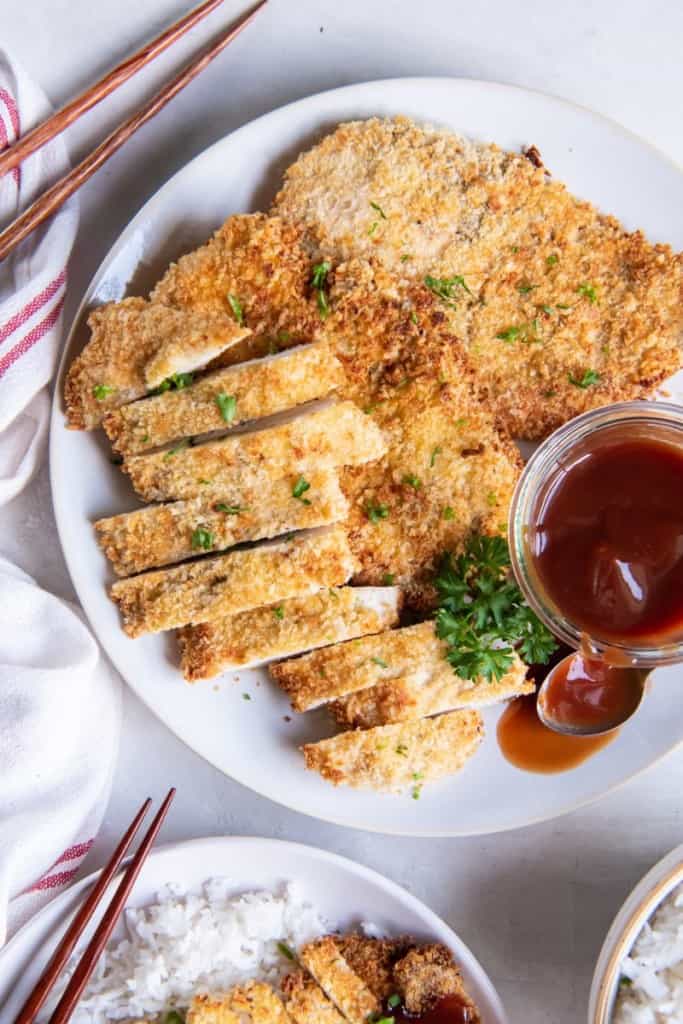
left=589, top=843, right=683, bottom=1023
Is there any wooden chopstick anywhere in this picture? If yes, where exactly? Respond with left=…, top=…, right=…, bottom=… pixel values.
left=0, top=0, right=267, bottom=264
left=47, top=788, right=176, bottom=1024
left=13, top=798, right=153, bottom=1024
left=0, top=0, right=229, bottom=179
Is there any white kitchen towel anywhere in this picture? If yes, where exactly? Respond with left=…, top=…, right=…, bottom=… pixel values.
left=0, top=51, right=121, bottom=944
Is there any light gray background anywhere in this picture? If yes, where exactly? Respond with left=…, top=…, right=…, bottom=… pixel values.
left=3, top=2, right=683, bottom=1021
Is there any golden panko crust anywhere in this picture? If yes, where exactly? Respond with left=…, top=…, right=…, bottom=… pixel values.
left=299, top=936, right=381, bottom=1023
left=282, top=970, right=346, bottom=1024
left=393, top=943, right=480, bottom=1020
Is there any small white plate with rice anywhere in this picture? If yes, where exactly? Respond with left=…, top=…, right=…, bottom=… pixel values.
left=0, top=835, right=507, bottom=1022
left=589, top=843, right=683, bottom=1024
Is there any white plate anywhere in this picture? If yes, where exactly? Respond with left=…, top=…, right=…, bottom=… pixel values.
left=0, top=836, right=506, bottom=1021
left=50, top=77, right=683, bottom=836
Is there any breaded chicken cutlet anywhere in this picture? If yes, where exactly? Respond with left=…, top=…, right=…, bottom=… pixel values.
left=275, top=116, right=683, bottom=438
left=299, top=937, right=380, bottom=1023
left=178, top=586, right=401, bottom=681
left=282, top=971, right=346, bottom=1024
left=271, top=619, right=531, bottom=721
left=302, top=708, right=483, bottom=792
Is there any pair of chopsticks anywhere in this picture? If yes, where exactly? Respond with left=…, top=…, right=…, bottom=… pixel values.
left=0, top=0, right=268, bottom=264
left=14, top=789, right=176, bottom=1024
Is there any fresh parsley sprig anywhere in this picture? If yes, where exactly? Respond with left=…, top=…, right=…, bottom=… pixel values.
left=434, top=534, right=557, bottom=681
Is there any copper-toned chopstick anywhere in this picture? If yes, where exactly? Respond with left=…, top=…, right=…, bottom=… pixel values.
left=13, top=798, right=152, bottom=1024
left=47, top=788, right=176, bottom=1024
left=0, top=0, right=267, bottom=264
left=0, top=0, right=229, bottom=180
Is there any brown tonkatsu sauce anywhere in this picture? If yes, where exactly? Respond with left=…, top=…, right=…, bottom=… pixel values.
left=537, top=652, right=643, bottom=734
left=385, top=993, right=477, bottom=1022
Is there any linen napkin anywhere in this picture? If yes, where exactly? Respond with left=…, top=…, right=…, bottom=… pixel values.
left=0, top=50, right=121, bottom=943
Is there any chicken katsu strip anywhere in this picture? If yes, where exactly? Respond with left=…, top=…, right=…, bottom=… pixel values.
left=64, top=299, right=249, bottom=429
left=229, top=981, right=293, bottom=1023
left=282, top=971, right=346, bottom=1024
left=276, top=117, right=683, bottom=438
left=302, top=709, right=483, bottom=792
left=123, top=401, right=386, bottom=502
left=335, top=935, right=413, bottom=1002
left=95, top=468, right=346, bottom=577
left=151, top=213, right=319, bottom=363
left=271, top=620, right=531, bottom=720
left=187, top=993, right=240, bottom=1024
left=178, top=586, right=401, bottom=681
left=103, top=341, right=342, bottom=455
left=394, top=944, right=480, bottom=1021
left=299, top=936, right=380, bottom=1023
left=109, top=527, right=355, bottom=637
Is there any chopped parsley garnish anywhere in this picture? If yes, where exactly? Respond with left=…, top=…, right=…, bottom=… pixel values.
left=568, top=369, right=600, bottom=389
left=311, top=261, right=331, bottom=318
left=370, top=200, right=387, bottom=220
left=371, top=656, right=389, bottom=668
left=430, top=445, right=442, bottom=467
left=92, top=384, right=116, bottom=400
left=400, top=253, right=413, bottom=262
left=546, top=253, right=559, bottom=267
left=424, top=274, right=471, bottom=307
left=395, top=744, right=409, bottom=757
left=278, top=941, right=296, bottom=960
left=278, top=330, right=292, bottom=343
left=442, top=506, right=455, bottom=520
left=517, top=281, right=537, bottom=294
left=402, top=473, right=422, bottom=490
left=382, top=573, right=395, bottom=585
left=388, top=994, right=401, bottom=1009
left=215, top=392, right=237, bottom=423
left=368, top=221, right=379, bottom=236
left=164, top=1013, right=185, bottom=1024
left=163, top=438, right=191, bottom=459
left=141, top=433, right=150, bottom=443
left=292, top=475, right=311, bottom=503
left=228, top=293, right=244, bottom=325
left=486, top=491, right=497, bottom=507
left=191, top=526, right=214, bottom=551
left=577, top=282, right=598, bottom=303
left=556, top=303, right=571, bottom=310
left=215, top=503, right=248, bottom=515
left=540, top=305, right=554, bottom=315
left=410, top=311, right=419, bottom=325
left=434, top=534, right=558, bottom=681
left=496, top=319, right=540, bottom=344
left=365, top=502, right=389, bottom=524
left=151, top=372, right=194, bottom=395
left=412, top=784, right=422, bottom=800
left=273, top=605, right=285, bottom=620
left=242, top=692, right=251, bottom=700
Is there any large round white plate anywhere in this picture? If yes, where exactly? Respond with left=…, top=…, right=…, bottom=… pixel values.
left=0, top=836, right=506, bottom=1020
left=50, top=77, right=683, bottom=836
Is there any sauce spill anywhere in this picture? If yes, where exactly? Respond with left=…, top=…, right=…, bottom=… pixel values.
left=386, top=993, right=476, bottom=1023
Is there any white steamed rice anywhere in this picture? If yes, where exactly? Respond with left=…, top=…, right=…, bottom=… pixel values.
left=613, top=880, right=683, bottom=1023
left=40, top=879, right=325, bottom=1023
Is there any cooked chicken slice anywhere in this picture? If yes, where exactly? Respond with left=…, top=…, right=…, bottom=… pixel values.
left=151, top=213, right=319, bottom=361
left=317, top=260, right=520, bottom=605
left=94, top=468, right=346, bottom=577
left=123, top=401, right=386, bottom=502
left=336, top=935, right=413, bottom=1001
left=103, top=341, right=343, bottom=456
left=187, top=993, right=240, bottom=1024
left=299, top=936, right=381, bottom=1023
left=178, top=586, right=401, bottom=681
left=229, top=980, right=293, bottom=1023
left=276, top=116, right=683, bottom=439
left=393, top=943, right=480, bottom=1021
left=302, top=709, right=483, bottom=792
left=109, top=527, right=355, bottom=637
left=282, top=970, right=346, bottom=1024
left=64, top=300, right=249, bottom=429
left=271, top=620, right=531, bottom=719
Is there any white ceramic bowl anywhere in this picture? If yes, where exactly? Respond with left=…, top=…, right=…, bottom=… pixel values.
left=588, top=843, right=683, bottom=1023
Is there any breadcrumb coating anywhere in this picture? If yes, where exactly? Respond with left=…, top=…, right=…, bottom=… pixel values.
left=394, top=943, right=480, bottom=1019
left=187, top=993, right=240, bottom=1024
left=229, top=981, right=293, bottom=1023
left=299, top=937, right=380, bottom=1023
left=282, top=971, right=346, bottom=1024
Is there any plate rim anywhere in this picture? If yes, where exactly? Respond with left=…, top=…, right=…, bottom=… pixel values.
left=0, top=834, right=508, bottom=1022
left=50, top=74, right=683, bottom=837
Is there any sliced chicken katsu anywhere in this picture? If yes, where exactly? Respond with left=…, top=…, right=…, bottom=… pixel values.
left=282, top=971, right=346, bottom=1024
left=178, top=586, right=401, bottom=681
left=103, top=341, right=343, bottom=455
left=64, top=300, right=249, bottom=429
left=109, top=527, right=355, bottom=637
left=123, top=401, right=386, bottom=502
left=276, top=116, right=683, bottom=438
left=302, top=709, right=483, bottom=792
left=336, top=935, right=413, bottom=1001
left=394, top=943, right=480, bottom=1021
left=299, top=936, right=380, bottom=1023
left=229, top=981, right=293, bottom=1023
left=271, top=620, right=531, bottom=721
left=151, top=213, right=319, bottom=362
left=187, top=993, right=240, bottom=1024
left=95, top=468, right=346, bottom=577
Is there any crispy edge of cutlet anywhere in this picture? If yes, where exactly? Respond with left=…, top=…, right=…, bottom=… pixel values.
left=299, top=936, right=381, bottom=1023
left=302, top=709, right=484, bottom=792
left=393, top=943, right=481, bottom=1021
left=335, top=934, right=414, bottom=1001
left=282, top=970, right=347, bottom=1024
